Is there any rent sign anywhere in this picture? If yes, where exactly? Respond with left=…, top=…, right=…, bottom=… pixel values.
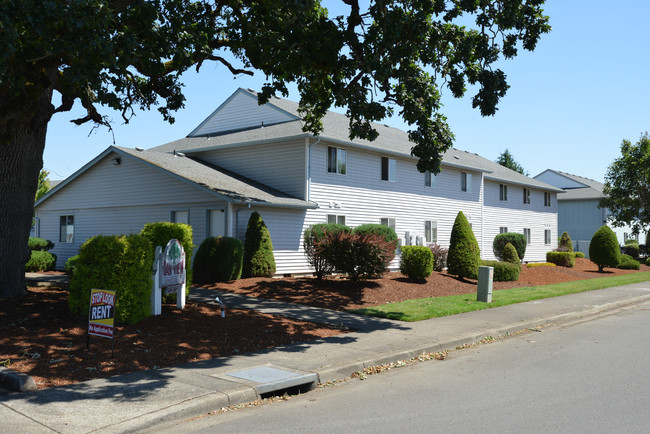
left=88, top=289, right=116, bottom=338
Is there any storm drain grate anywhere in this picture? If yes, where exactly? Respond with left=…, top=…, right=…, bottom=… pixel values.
left=226, top=366, right=317, bottom=395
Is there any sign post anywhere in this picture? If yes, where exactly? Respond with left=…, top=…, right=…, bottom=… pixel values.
left=151, top=239, right=186, bottom=315
left=87, top=288, right=116, bottom=356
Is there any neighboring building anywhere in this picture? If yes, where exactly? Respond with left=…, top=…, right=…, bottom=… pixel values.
left=534, top=169, right=642, bottom=253
left=35, top=88, right=562, bottom=273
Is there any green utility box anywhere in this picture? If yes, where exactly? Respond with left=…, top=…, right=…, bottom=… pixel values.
left=477, top=266, right=494, bottom=302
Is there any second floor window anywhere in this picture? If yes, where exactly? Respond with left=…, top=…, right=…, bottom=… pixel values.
left=327, top=146, right=346, bottom=175
left=425, top=171, right=437, bottom=187
left=523, top=188, right=531, bottom=204
left=500, top=184, right=508, bottom=201
left=544, top=192, right=552, bottom=207
left=381, top=156, right=395, bottom=182
left=461, top=172, right=472, bottom=192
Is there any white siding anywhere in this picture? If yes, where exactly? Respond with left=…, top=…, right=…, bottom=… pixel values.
left=194, top=140, right=306, bottom=198
left=191, top=90, right=297, bottom=136
left=483, top=180, right=558, bottom=262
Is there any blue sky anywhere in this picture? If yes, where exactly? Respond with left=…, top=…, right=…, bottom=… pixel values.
left=44, top=1, right=650, bottom=184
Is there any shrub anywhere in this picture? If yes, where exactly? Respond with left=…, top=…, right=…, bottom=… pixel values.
left=69, top=235, right=153, bottom=324
left=624, top=238, right=639, bottom=245
left=447, top=211, right=481, bottom=280
left=303, top=223, right=351, bottom=279
left=65, top=255, right=79, bottom=275
left=589, top=226, right=621, bottom=272
left=493, top=233, right=527, bottom=261
left=527, top=262, right=557, bottom=268
left=480, top=260, right=520, bottom=282
left=315, top=231, right=396, bottom=281
left=502, top=243, right=520, bottom=265
left=573, top=252, right=585, bottom=259
left=646, top=257, right=650, bottom=266
left=621, top=242, right=640, bottom=259
left=242, top=212, right=276, bottom=277
left=429, top=243, right=448, bottom=272
left=400, top=246, right=434, bottom=280
left=546, top=251, right=575, bottom=267
left=617, top=254, right=640, bottom=270
left=28, top=237, right=54, bottom=251
left=558, top=232, right=573, bottom=252
left=352, top=223, right=398, bottom=243
left=193, top=236, right=243, bottom=283
left=25, top=251, right=57, bottom=272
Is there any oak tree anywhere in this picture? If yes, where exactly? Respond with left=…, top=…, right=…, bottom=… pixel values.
left=0, top=0, right=550, bottom=298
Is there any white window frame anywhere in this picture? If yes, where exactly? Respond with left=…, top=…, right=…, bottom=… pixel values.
left=424, top=220, right=438, bottom=244
left=381, top=156, right=395, bottom=182
left=171, top=210, right=189, bottom=224
left=523, top=188, right=531, bottom=204
left=59, top=214, right=74, bottom=243
left=327, top=146, right=347, bottom=175
left=500, top=227, right=508, bottom=234
left=380, top=217, right=396, bottom=232
left=544, top=229, right=552, bottom=245
left=524, top=228, right=531, bottom=245
left=461, top=172, right=472, bottom=192
left=424, top=171, right=437, bottom=188
left=327, top=214, right=346, bottom=225
left=500, top=184, right=508, bottom=201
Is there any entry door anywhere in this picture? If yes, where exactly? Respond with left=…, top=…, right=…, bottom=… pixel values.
left=209, top=209, right=225, bottom=237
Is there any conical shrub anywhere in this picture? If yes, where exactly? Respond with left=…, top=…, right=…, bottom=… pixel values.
left=589, top=226, right=621, bottom=272
left=242, top=211, right=276, bottom=277
left=559, top=231, right=573, bottom=252
left=447, top=211, right=480, bottom=280
left=502, top=242, right=520, bottom=265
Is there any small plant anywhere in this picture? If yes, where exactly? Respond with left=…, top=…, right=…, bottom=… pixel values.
left=493, top=233, right=527, bottom=261
left=25, top=250, right=57, bottom=272
left=589, top=226, right=621, bottom=272
left=502, top=243, right=520, bottom=265
left=480, top=260, right=520, bottom=281
left=447, top=211, right=480, bottom=280
left=558, top=232, right=574, bottom=252
left=27, top=237, right=54, bottom=251
left=573, top=251, right=585, bottom=259
left=617, top=254, right=640, bottom=270
left=242, top=212, right=276, bottom=278
left=400, top=246, right=434, bottom=280
left=429, top=243, right=448, bottom=272
left=546, top=251, right=575, bottom=267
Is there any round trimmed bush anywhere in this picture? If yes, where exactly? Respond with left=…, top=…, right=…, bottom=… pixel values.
left=573, top=252, right=585, bottom=259
left=447, top=211, right=480, bottom=280
left=493, top=233, right=527, bottom=261
left=621, top=242, right=640, bottom=259
left=546, top=251, right=575, bottom=267
left=481, top=260, right=520, bottom=281
left=25, top=250, right=57, bottom=271
left=502, top=243, right=520, bottom=265
left=558, top=232, right=573, bottom=252
left=617, top=254, right=640, bottom=270
left=589, top=226, right=621, bottom=272
left=352, top=223, right=398, bottom=243
left=400, top=246, right=434, bottom=280
left=243, top=212, right=276, bottom=278
left=303, top=223, right=351, bottom=279
left=69, top=235, right=153, bottom=324
left=28, top=237, right=55, bottom=251
left=193, top=236, right=244, bottom=283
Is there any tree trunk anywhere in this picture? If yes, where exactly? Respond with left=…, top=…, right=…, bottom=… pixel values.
left=0, top=86, right=54, bottom=299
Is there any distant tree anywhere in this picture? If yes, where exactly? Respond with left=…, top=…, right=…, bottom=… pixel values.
left=495, top=149, right=529, bottom=176
left=35, top=169, right=51, bottom=202
left=599, top=133, right=650, bottom=237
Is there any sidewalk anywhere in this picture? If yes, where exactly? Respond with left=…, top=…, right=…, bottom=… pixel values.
left=1, top=279, right=649, bottom=433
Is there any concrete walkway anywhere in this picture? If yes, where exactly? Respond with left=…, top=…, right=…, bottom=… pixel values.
left=2, top=278, right=650, bottom=433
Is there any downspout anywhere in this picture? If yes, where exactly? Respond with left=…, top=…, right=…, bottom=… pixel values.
left=480, top=172, right=485, bottom=258
left=307, top=137, right=321, bottom=201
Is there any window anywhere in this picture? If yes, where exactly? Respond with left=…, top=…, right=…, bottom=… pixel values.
left=500, top=227, right=508, bottom=234
left=500, top=184, right=508, bottom=201
left=545, top=229, right=551, bottom=245
left=523, top=188, right=531, bottom=204
left=171, top=210, right=189, bottom=224
left=327, top=146, right=346, bottom=174
left=461, top=172, right=472, bottom=192
left=424, top=220, right=438, bottom=243
left=381, top=156, right=395, bottom=182
left=544, top=192, right=552, bottom=207
left=327, top=214, right=346, bottom=225
left=208, top=209, right=225, bottom=237
left=380, top=217, right=396, bottom=232
left=424, top=171, right=437, bottom=187
left=524, top=228, right=531, bottom=245
left=59, top=215, right=74, bottom=243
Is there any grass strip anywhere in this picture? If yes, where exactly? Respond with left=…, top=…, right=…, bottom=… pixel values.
left=349, top=272, right=650, bottom=322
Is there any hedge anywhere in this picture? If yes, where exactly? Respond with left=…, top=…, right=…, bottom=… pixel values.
left=400, top=246, right=434, bottom=280
left=25, top=250, right=57, bottom=272
left=573, top=252, right=585, bottom=259
left=617, top=254, right=640, bottom=270
left=493, top=233, right=527, bottom=261
left=65, top=255, right=79, bottom=275
left=69, top=235, right=153, bottom=324
left=527, top=262, right=557, bottom=268
left=546, top=251, right=575, bottom=267
left=193, top=236, right=243, bottom=283
left=480, top=260, right=520, bottom=282
left=621, top=242, right=640, bottom=259
left=28, top=237, right=54, bottom=251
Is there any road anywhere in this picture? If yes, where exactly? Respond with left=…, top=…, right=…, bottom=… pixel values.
left=167, top=303, right=650, bottom=433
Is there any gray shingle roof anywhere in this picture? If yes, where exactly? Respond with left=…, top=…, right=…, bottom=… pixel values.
left=540, top=170, right=604, bottom=200
left=152, top=89, right=561, bottom=192
left=115, top=146, right=316, bottom=208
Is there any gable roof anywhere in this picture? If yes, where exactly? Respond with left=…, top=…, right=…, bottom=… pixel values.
left=153, top=88, right=562, bottom=192
left=534, top=169, right=604, bottom=200
left=35, top=146, right=316, bottom=209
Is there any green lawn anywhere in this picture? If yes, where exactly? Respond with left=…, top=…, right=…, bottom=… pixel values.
left=349, top=272, right=650, bottom=322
